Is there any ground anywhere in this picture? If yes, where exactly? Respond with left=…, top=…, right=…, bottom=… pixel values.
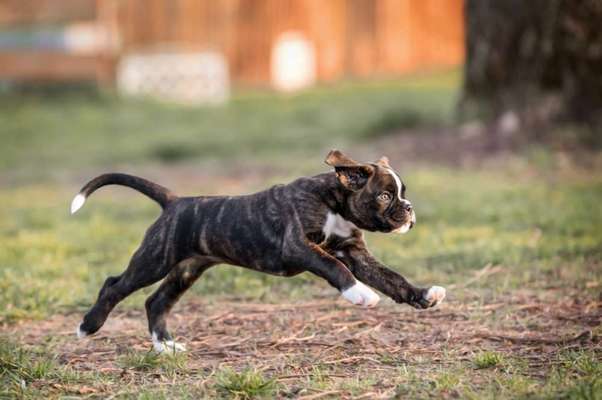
left=1, top=71, right=601, bottom=398
left=5, top=287, right=601, bottom=399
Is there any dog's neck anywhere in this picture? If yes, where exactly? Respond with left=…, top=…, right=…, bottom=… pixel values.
left=314, top=172, right=354, bottom=217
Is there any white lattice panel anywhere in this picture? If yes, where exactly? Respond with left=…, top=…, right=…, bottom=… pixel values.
left=117, top=51, right=229, bottom=105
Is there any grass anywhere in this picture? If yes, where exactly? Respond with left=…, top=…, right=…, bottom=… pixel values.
left=1, top=165, right=599, bottom=325
left=214, top=368, right=278, bottom=399
left=0, top=71, right=601, bottom=398
left=0, top=70, right=457, bottom=181
left=0, top=336, right=97, bottom=399
left=473, top=351, right=506, bottom=369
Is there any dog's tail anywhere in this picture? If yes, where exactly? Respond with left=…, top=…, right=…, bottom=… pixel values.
left=70, top=173, right=177, bottom=214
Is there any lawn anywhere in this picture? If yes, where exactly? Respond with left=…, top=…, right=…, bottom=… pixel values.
left=0, top=71, right=601, bottom=399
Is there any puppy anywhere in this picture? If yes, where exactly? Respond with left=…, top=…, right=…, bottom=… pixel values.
left=72, top=150, right=445, bottom=352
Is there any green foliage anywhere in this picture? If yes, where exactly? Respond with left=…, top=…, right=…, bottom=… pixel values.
left=558, top=379, right=602, bottom=400
left=0, top=72, right=458, bottom=180
left=118, top=350, right=188, bottom=378
left=214, top=367, right=277, bottom=399
left=0, top=336, right=89, bottom=398
left=473, top=351, right=506, bottom=369
left=118, top=351, right=163, bottom=372
left=0, top=337, right=55, bottom=386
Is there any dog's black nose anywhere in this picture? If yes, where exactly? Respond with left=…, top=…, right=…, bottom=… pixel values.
left=402, top=201, right=412, bottom=211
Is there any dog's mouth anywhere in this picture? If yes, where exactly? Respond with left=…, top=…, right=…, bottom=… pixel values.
left=391, top=210, right=416, bottom=234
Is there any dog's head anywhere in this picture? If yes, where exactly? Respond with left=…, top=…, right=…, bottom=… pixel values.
left=325, top=150, right=416, bottom=234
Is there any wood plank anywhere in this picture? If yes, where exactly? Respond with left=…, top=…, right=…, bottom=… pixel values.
left=0, top=0, right=95, bottom=25
left=0, top=51, right=99, bottom=81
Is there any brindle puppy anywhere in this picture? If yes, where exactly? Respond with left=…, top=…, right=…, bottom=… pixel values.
left=72, top=150, right=446, bottom=352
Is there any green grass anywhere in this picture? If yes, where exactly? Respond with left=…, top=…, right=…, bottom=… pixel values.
left=1, top=165, right=599, bottom=324
left=473, top=351, right=506, bottom=369
left=0, top=71, right=457, bottom=181
left=0, top=71, right=601, bottom=398
left=118, top=350, right=186, bottom=371
left=214, top=367, right=278, bottom=399
left=0, top=336, right=97, bottom=399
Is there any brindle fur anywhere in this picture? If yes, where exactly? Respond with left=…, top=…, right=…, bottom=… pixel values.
left=77, top=151, right=437, bottom=345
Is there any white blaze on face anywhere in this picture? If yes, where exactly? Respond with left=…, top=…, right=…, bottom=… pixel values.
left=323, top=212, right=356, bottom=239
left=384, top=167, right=403, bottom=202
left=384, top=167, right=415, bottom=234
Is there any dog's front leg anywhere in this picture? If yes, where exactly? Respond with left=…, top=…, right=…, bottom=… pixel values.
left=284, top=242, right=380, bottom=307
left=332, top=244, right=445, bottom=309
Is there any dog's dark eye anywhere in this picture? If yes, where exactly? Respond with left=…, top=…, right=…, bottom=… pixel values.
left=378, top=192, right=392, bottom=202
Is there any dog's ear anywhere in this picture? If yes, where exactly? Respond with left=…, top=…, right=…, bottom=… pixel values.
left=325, top=150, right=373, bottom=191
left=375, top=155, right=390, bottom=168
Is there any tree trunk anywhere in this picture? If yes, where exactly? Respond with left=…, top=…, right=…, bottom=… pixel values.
left=461, top=0, right=602, bottom=135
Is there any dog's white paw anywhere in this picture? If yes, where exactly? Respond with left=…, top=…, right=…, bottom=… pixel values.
left=424, top=286, right=446, bottom=307
left=152, top=333, right=186, bottom=353
left=76, top=324, right=88, bottom=339
left=154, top=340, right=186, bottom=354
left=342, top=281, right=380, bottom=307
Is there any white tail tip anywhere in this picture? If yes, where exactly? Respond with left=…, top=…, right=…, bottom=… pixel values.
left=70, top=194, right=86, bottom=214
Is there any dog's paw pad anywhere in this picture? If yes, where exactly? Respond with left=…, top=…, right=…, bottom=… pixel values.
left=76, top=324, right=88, bottom=339
left=424, top=286, right=446, bottom=307
left=342, top=281, right=380, bottom=308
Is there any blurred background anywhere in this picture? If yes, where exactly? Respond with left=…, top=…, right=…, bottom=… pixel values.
left=0, top=1, right=601, bottom=397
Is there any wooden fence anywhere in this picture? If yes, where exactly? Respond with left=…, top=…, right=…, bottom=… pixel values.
left=0, top=0, right=114, bottom=83
left=0, top=0, right=464, bottom=86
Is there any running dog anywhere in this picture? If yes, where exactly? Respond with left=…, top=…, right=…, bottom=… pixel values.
left=72, top=150, right=446, bottom=352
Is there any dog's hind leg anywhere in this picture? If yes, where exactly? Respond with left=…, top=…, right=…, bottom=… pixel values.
left=144, top=256, right=215, bottom=353
left=77, top=245, right=174, bottom=338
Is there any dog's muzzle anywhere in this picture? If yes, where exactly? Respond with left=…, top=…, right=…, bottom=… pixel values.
left=392, top=208, right=416, bottom=234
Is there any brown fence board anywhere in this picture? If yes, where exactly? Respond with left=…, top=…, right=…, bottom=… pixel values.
left=0, top=0, right=95, bottom=26
left=0, top=0, right=464, bottom=85
left=0, top=51, right=100, bottom=81
left=113, top=0, right=464, bottom=85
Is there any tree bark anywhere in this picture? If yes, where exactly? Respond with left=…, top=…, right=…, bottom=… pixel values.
left=461, top=0, right=602, bottom=133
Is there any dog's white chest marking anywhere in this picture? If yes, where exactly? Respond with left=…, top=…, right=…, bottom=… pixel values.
left=323, top=212, right=355, bottom=239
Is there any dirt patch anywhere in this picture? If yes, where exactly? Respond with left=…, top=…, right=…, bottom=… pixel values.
left=6, top=289, right=601, bottom=398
